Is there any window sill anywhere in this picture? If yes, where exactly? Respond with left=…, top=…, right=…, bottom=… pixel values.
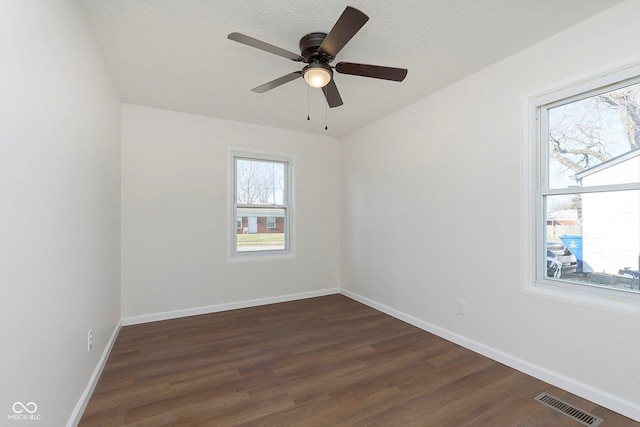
left=522, top=279, right=640, bottom=318
left=228, top=250, right=296, bottom=263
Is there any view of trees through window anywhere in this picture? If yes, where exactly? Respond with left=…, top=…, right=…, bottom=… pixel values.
left=235, top=158, right=287, bottom=252
left=544, top=81, right=639, bottom=292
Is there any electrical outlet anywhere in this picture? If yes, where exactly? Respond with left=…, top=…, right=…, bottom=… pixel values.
left=456, top=299, right=466, bottom=316
left=87, top=329, right=93, bottom=352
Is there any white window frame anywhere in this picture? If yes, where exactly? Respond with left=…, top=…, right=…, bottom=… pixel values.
left=228, top=149, right=295, bottom=262
left=521, top=61, right=640, bottom=317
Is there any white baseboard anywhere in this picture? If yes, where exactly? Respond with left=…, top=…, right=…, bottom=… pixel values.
left=340, top=288, right=640, bottom=422
left=121, top=288, right=340, bottom=326
left=66, top=321, right=121, bottom=427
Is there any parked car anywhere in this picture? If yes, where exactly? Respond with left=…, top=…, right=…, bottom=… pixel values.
left=546, top=241, right=578, bottom=277
left=546, top=251, right=562, bottom=278
left=618, top=267, right=639, bottom=279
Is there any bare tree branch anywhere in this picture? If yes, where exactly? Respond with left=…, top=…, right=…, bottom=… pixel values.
left=549, top=135, right=585, bottom=172
left=597, top=84, right=640, bottom=150
left=549, top=82, right=639, bottom=177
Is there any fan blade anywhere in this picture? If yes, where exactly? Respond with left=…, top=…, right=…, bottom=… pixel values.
left=335, top=62, right=408, bottom=82
left=228, top=32, right=304, bottom=62
left=318, top=6, right=369, bottom=59
left=322, top=79, right=343, bottom=108
left=251, top=71, right=302, bottom=93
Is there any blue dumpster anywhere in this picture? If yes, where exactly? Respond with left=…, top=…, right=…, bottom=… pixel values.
left=560, top=235, right=583, bottom=272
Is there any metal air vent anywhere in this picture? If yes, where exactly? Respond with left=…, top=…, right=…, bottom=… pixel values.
left=534, top=392, right=603, bottom=426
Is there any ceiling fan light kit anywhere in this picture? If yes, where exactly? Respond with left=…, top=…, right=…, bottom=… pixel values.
left=303, top=64, right=332, bottom=88
left=228, top=5, right=408, bottom=109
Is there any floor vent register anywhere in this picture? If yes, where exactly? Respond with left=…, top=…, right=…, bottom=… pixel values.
left=534, top=392, right=603, bottom=426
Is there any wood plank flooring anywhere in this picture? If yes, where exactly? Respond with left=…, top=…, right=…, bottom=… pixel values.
left=79, top=295, right=639, bottom=426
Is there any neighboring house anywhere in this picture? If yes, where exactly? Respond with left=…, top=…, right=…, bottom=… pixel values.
left=573, top=148, right=640, bottom=274
left=236, top=207, right=285, bottom=234
left=547, top=209, right=580, bottom=238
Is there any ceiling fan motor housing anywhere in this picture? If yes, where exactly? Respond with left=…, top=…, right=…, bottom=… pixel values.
left=299, top=32, right=332, bottom=63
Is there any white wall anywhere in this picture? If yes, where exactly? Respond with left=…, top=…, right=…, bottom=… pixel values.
left=121, top=104, right=340, bottom=320
left=341, top=0, right=640, bottom=420
left=0, top=1, right=121, bottom=426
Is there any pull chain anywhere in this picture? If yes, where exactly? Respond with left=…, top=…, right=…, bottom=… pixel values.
left=307, top=84, right=310, bottom=121
left=306, top=86, right=329, bottom=130
left=323, top=86, right=328, bottom=130
left=324, top=90, right=328, bottom=131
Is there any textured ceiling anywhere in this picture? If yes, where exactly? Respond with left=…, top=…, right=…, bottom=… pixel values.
left=81, top=0, right=625, bottom=137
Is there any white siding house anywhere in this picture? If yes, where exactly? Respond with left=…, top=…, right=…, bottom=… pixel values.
left=574, top=149, right=640, bottom=274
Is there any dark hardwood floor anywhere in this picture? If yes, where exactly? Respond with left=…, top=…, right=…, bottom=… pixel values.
left=79, top=295, right=638, bottom=426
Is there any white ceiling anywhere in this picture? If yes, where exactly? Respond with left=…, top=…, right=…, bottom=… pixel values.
left=81, top=0, right=625, bottom=137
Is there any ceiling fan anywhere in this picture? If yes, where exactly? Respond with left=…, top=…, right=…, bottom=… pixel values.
left=227, top=5, right=408, bottom=108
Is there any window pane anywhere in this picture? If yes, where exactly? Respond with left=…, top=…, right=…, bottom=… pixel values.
left=547, top=82, right=640, bottom=189
left=545, top=191, right=639, bottom=292
left=236, top=207, right=285, bottom=252
left=236, top=159, right=285, bottom=205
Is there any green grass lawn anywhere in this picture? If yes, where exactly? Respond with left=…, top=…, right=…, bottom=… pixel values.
left=237, top=233, right=285, bottom=246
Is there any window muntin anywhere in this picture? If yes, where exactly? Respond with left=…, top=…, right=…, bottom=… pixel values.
left=233, top=156, right=289, bottom=255
left=538, top=78, right=640, bottom=294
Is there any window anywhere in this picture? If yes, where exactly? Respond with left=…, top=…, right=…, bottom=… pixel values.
left=525, top=65, right=640, bottom=309
left=267, top=216, right=276, bottom=229
left=232, top=153, right=291, bottom=256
